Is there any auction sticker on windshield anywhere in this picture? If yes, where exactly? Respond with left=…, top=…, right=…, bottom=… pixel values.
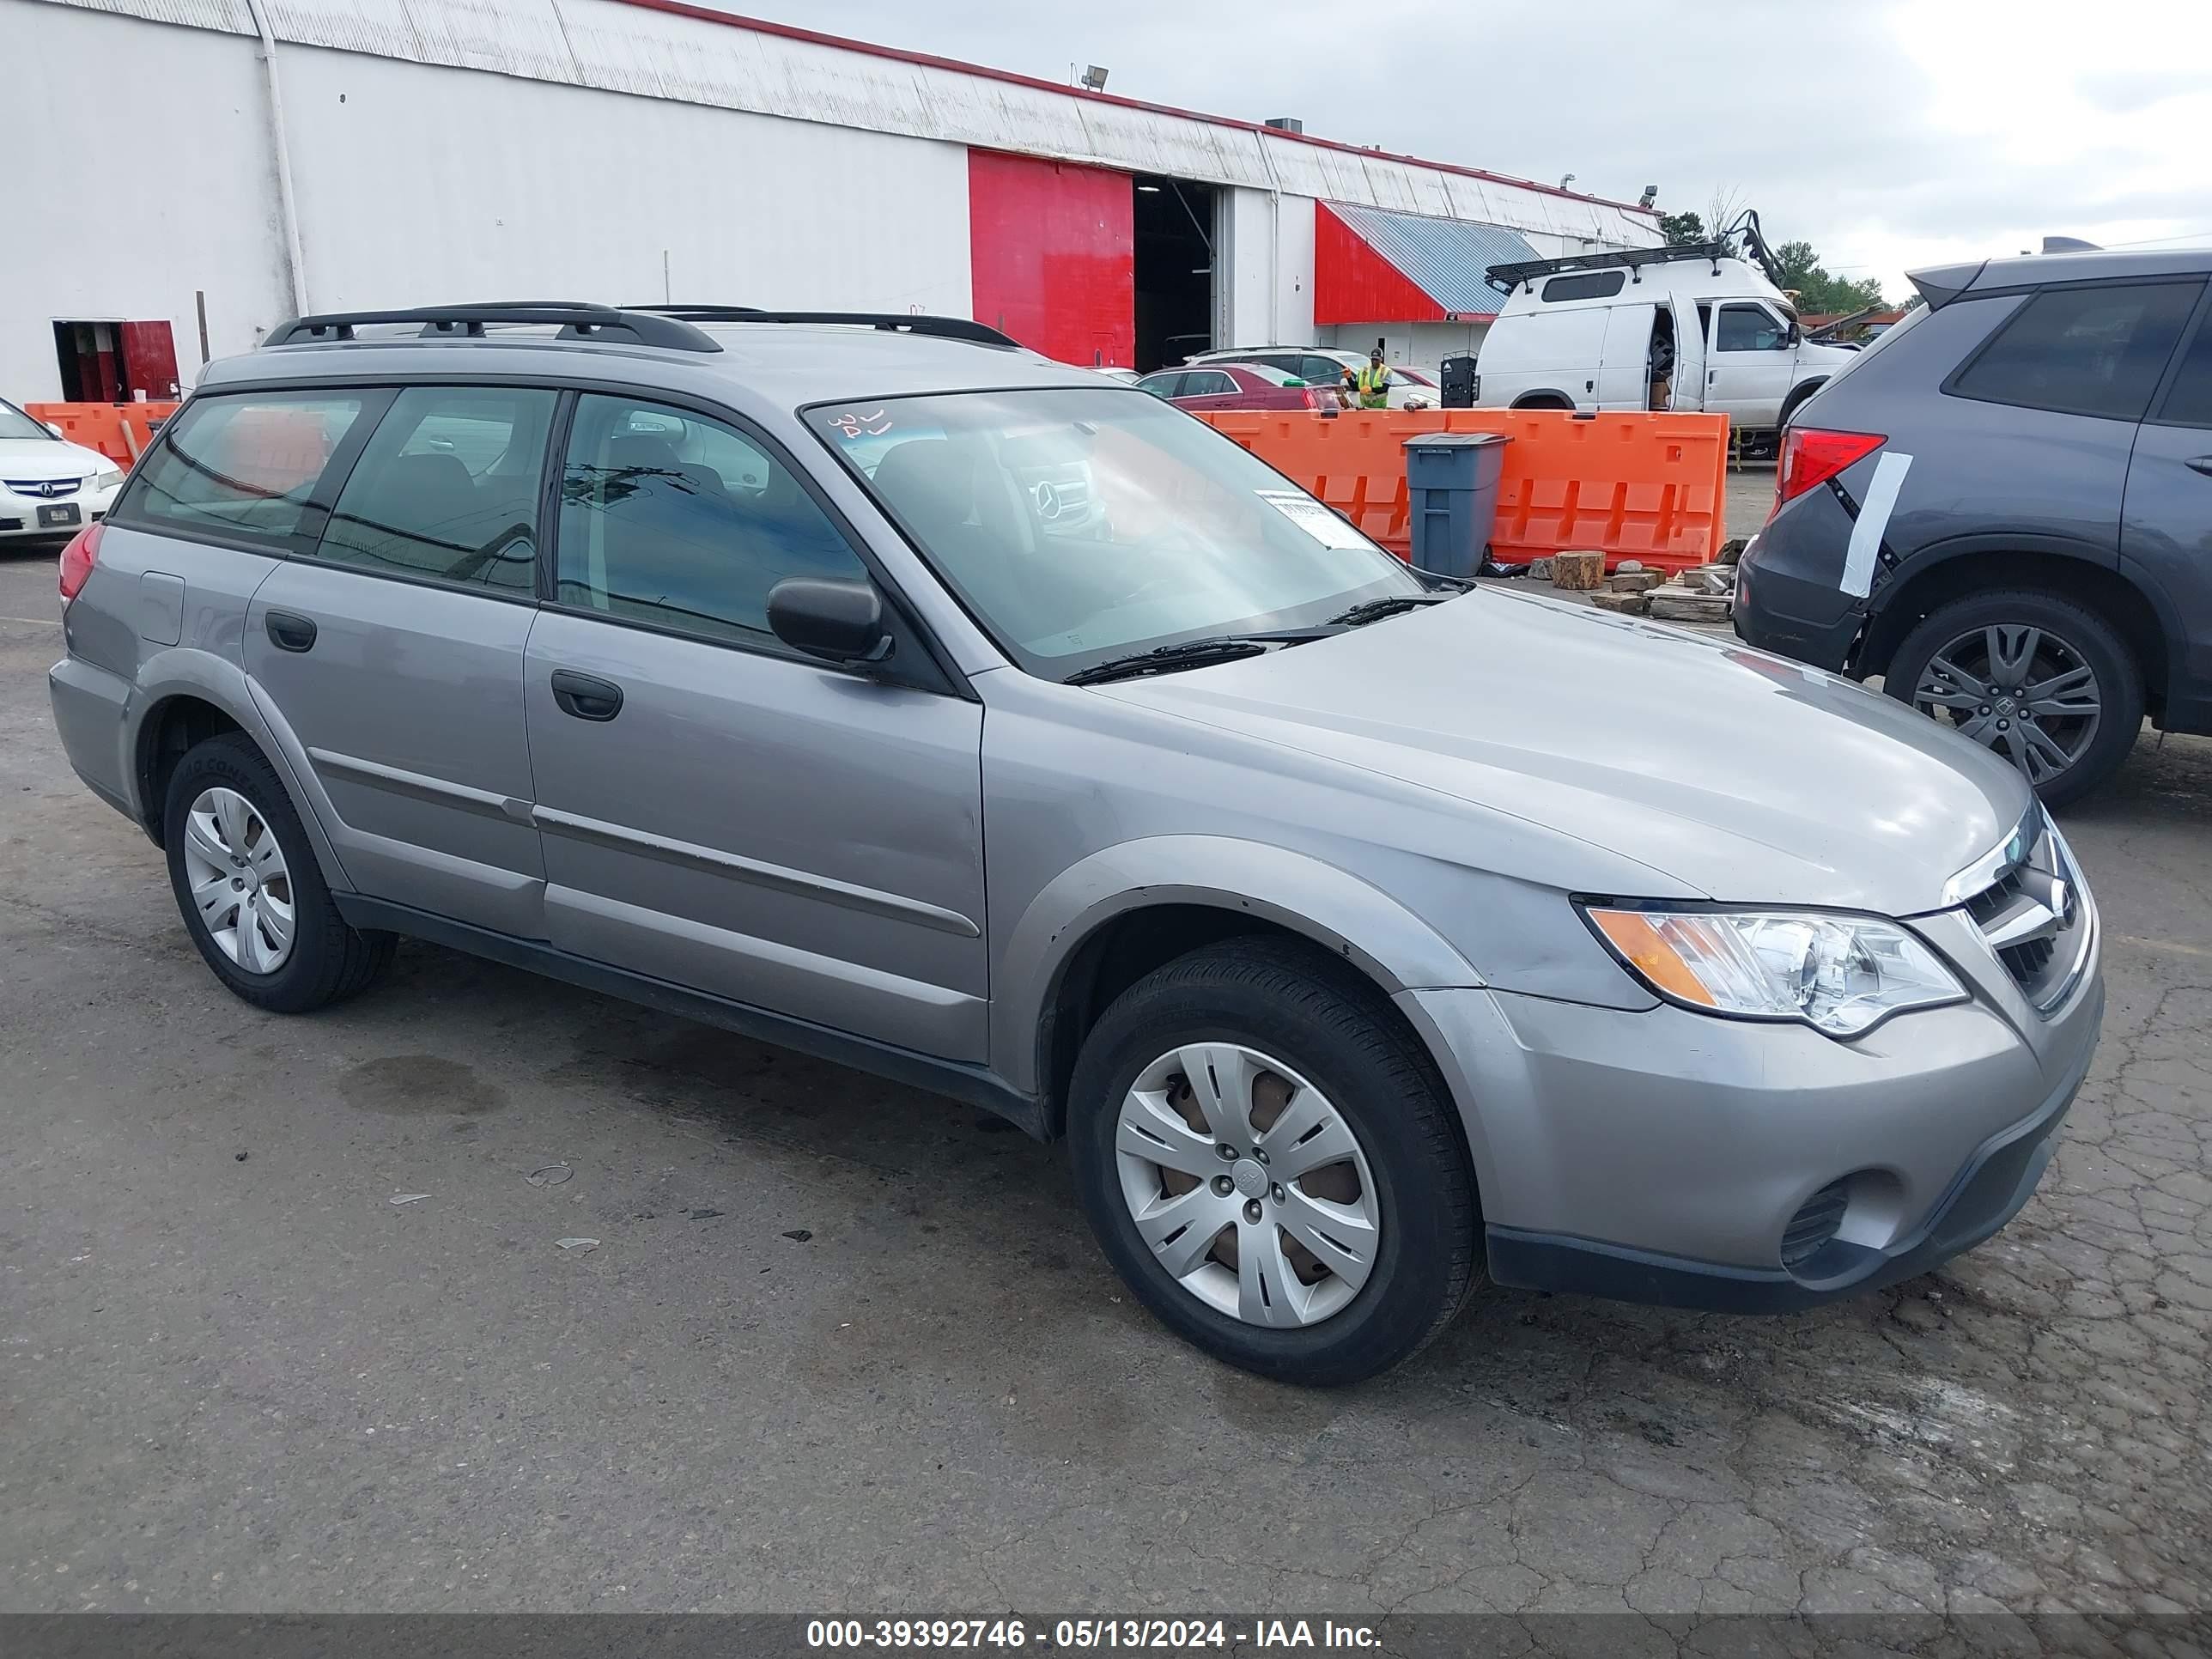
left=1256, top=490, right=1370, bottom=550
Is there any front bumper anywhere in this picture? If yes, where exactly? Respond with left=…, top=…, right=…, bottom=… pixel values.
left=0, top=479, right=117, bottom=542
left=1396, top=911, right=2103, bottom=1312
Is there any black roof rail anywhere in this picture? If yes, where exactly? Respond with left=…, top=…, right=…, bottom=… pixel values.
left=630, top=306, right=1022, bottom=349
left=263, top=303, right=722, bottom=353
left=1485, top=240, right=1735, bottom=295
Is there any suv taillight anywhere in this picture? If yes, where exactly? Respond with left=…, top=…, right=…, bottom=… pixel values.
left=1773, top=428, right=1885, bottom=516
left=58, top=521, right=103, bottom=603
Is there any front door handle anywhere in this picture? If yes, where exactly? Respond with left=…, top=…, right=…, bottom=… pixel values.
left=550, top=668, right=623, bottom=721
left=264, top=610, right=317, bottom=653
left=2186, top=456, right=2212, bottom=477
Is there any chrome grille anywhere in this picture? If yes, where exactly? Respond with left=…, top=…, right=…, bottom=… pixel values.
left=1959, top=812, right=2087, bottom=1014
left=5, top=477, right=82, bottom=499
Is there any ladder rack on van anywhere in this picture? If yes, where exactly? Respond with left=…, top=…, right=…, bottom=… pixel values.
left=1485, top=240, right=1734, bottom=295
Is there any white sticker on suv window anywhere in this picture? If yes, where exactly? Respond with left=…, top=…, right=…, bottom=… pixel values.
left=1839, top=451, right=1912, bottom=598
left=1258, top=490, right=1370, bottom=550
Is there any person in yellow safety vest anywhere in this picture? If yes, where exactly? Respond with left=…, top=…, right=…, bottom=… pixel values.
left=1356, top=349, right=1394, bottom=410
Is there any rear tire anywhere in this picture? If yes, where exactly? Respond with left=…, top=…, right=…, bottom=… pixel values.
left=1884, top=589, right=2142, bottom=806
left=1778, top=380, right=1824, bottom=432
left=1066, top=939, right=1480, bottom=1386
left=162, top=733, right=395, bottom=1012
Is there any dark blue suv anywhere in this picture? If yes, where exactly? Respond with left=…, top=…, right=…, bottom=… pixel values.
left=1735, top=247, right=2212, bottom=804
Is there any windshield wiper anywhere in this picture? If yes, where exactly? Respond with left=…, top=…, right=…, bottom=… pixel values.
left=1065, top=632, right=1325, bottom=687
left=1328, top=592, right=1453, bottom=628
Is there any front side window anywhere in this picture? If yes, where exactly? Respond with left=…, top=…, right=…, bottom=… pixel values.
left=120, top=390, right=369, bottom=544
left=1136, top=373, right=1182, bottom=398
left=2149, top=307, right=2212, bottom=428
left=1950, top=280, right=2203, bottom=422
left=1182, top=371, right=1234, bottom=396
left=318, top=386, right=556, bottom=591
left=813, top=386, right=1424, bottom=680
left=556, top=395, right=867, bottom=648
left=1714, top=304, right=1789, bottom=352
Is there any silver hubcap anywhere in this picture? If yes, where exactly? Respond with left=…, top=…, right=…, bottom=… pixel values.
left=1914, top=623, right=2101, bottom=786
left=181, top=787, right=295, bottom=974
left=1115, top=1042, right=1380, bottom=1328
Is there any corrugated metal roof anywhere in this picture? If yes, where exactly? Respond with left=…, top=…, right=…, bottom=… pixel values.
left=1323, top=203, right=1540, bottom=317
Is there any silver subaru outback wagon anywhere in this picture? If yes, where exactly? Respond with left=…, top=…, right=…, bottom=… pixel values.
left=47, top=303, right=2102, bottom=1384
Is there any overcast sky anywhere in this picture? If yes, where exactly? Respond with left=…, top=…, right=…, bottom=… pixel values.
left=724, top=0, right=2212, bottom=302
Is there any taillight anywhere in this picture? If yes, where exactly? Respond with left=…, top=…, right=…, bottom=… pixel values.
left=1773, top=428, right=1885, bottom=515
left=1302, top=386, right=1322, bottom=410
left=58, top=521, right=103, bottom=602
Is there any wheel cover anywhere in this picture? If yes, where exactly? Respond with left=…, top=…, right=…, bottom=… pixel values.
left=1115, top=1042, right=1381, bottom=1328
left=181, top=786, right=296, bottom=974
left=1912, top=623, right=2101, bottom=786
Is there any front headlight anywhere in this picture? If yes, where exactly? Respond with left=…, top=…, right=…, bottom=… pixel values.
left=94, top=469, right=124, bottom=493
left=1580, top=905, right=1966, bottom=1037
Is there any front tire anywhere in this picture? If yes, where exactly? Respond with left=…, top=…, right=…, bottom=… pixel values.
left=1884, top=589, right=2142, bottom=806
left=1067, top=939, right=1480, bottom=1386
left=163, top=732, right=395, bottom=1012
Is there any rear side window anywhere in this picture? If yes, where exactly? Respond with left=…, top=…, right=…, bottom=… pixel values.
left=1949, top=280, right=2202, bottom=422
left=1541, top=270, right=1626, bottom=302
left=316, top=387, right=558, bottom=592
left=2152, top=307, right=2212, bottom=428
left=121, top=391, right=368, bottom=544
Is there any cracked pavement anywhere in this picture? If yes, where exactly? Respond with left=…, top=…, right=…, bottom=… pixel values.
left=0, top=550, right=2205, bottom=1620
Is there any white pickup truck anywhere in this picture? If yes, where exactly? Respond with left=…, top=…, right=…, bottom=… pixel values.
left=1471, top=242, right=1856, bottom=441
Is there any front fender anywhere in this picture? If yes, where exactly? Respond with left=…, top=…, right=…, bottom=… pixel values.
left=990, top=835, right=1482, bottom=1095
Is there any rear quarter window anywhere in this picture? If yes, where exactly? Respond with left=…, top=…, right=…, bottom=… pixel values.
left=117, top=391, right=372, bottom=545
left=1540, top=270, right=1626, bottom=302
left=1948, top=279, right=2203, bottom=422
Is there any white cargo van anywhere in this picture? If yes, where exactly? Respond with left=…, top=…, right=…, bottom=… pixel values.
left=1471, top=243, right=1856, bottom=440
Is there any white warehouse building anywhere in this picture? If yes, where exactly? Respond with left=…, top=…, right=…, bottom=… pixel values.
left=2, top=0, right=1661, bottom=402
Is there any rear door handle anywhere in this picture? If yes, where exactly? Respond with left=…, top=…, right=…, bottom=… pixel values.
left=264, top=610, right=317, bottom=653
left=549, top=668, right=623, bottom=721
left=2186, top=456, right=2212, bottom=477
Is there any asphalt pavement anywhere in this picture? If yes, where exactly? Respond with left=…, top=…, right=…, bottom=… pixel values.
left=0, top=543, right=2206, bottom=1619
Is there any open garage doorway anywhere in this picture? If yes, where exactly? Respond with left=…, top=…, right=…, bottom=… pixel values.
left=1133, top=174, right=1215, bottom=371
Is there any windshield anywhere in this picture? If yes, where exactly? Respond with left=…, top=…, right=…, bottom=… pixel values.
left=812, top=387, right=1424, bottom=679
left=0, top=400, right=55, bottom=442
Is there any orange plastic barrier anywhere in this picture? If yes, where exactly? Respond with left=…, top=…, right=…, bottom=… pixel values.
left=1197, top=408, right=1729, bottom=573
left=25, top=402, right=182, bottom=466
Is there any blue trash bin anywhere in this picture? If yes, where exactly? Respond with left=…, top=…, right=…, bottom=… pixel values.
left=1402, top=431, right=1511, bottom=578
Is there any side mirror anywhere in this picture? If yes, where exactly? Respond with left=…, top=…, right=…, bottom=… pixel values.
left=1785, top=321, right=1802, bottom=347
left=768, top=577, right=893, bottom=668
left=44, top=422, right=64, bottom=440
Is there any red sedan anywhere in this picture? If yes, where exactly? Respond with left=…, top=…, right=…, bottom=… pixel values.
left=1133, top=362, right=1332, bottom=411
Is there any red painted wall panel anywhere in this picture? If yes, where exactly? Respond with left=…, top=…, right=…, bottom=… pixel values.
left=969, top=149, right=1134, bottom=368
left=1313, top=202, right=1445, bottom=326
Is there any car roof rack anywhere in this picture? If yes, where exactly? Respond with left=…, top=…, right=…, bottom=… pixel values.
left=1485, top=240, right=1734, bottom=295
left=632, top=306, right=1021, bottom=349
left=263, top=302, right=722, bottom=352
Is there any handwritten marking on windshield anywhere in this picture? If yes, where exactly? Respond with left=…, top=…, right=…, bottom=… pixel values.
left=828, top=410, right=893, bottom=438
